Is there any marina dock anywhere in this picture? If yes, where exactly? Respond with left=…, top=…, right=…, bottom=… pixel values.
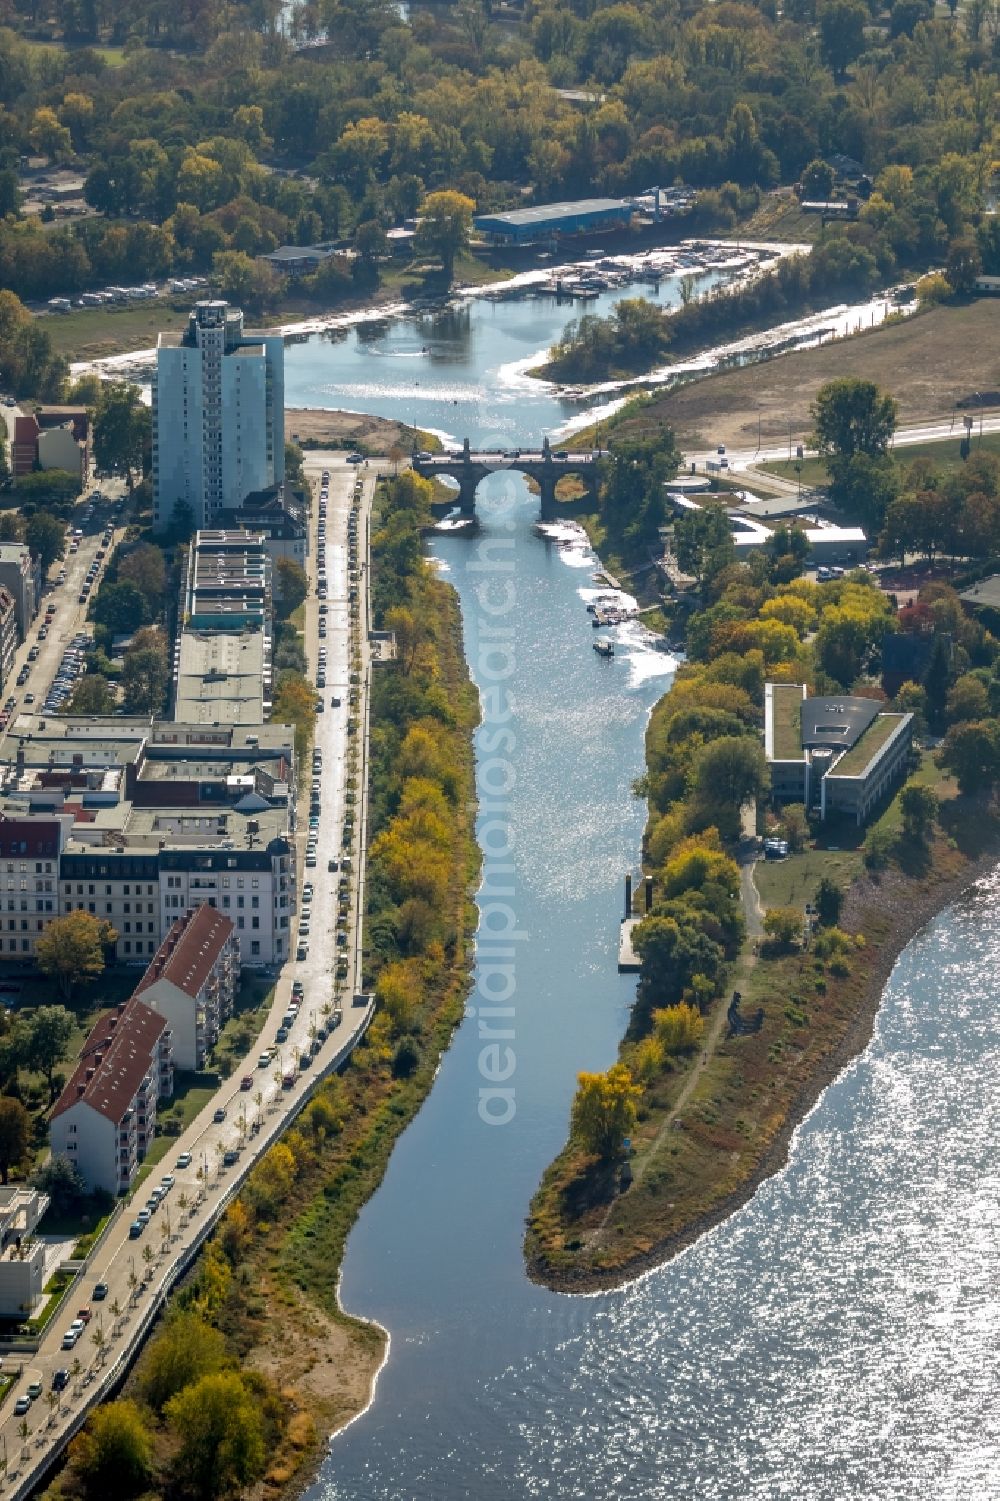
left=618, top=917, right=642, bottom=972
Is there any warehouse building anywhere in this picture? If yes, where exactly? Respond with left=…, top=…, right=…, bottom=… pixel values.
left=474, top=198, right=633, bottom=246
left=764, top=682, right=913, bottom=825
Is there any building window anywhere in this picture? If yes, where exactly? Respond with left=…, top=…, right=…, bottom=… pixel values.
left=251, top=941, right=260, bottom=956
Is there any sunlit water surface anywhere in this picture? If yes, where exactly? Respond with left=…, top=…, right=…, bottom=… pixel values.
left=303, top=469, right=1000, bottom=1501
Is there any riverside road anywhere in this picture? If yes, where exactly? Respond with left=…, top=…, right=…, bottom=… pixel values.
left=0, top=454, right=382, bottom=1499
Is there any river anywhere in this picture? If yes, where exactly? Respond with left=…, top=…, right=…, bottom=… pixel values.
left=275, top=272, right=999, bottom=1500
left=294, top=495, right=999, bottom=1498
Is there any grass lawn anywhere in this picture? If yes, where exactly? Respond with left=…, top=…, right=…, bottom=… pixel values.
left=24, top=1269, right=75, bottom=1336
left=755, top=844, right=864, bottom=911
left=760, top=430, right=1000, bottom=489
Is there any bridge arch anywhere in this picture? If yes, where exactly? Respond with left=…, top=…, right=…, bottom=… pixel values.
left=413, top=436, right=600, bottom=520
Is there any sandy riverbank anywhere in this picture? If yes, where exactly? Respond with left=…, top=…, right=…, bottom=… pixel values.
left=527, top=827, right=1000, bottom=1295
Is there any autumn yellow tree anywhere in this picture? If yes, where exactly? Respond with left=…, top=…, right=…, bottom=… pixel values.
left=652, top=1002, right=704, bottom=1055
left=36, top=911, right=117, bottom=999
left=570, top=1064, right=640, bottom=1159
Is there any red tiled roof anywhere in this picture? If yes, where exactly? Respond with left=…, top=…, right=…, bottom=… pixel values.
left=51, top=997, right=166, bottom=1124
left=134, top=902, right=235, bottom=1002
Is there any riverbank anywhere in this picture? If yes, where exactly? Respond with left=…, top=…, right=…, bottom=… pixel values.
left=526, top=773, right=1000, bottom=1293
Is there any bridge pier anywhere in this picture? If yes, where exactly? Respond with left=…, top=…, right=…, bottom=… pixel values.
left=458, top=474, right=478, bottom=515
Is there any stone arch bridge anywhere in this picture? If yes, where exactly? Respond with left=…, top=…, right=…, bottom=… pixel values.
left=413, top=437, right=602, bottom=518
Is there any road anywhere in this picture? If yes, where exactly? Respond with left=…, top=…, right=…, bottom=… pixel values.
left=687, top=409, right=1000, bottom=481
left=0, top=457, right=382, bottom=1499
left=0, top=487, right=127, bottom=749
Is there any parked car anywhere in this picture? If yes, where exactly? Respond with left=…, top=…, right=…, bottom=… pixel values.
left=213, top=1106, right=227, bottom=1123
left=93, top=1281, right=108, bottom=1301
left=176, top=1152, right=192, bottom=1169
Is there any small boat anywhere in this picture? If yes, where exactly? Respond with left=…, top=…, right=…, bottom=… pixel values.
left=594, top=637, right=615, bottom=657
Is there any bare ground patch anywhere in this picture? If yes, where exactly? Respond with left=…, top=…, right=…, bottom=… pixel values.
left=618, top=300, right=1000, bottom=453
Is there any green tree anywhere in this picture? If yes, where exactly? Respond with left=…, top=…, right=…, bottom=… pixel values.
left=118, top=544, right=167, bottom=610
left=68, top=674, right=115, bottom=715
left=414, top=190, right=476, bottom=283
left=69, top=1400, right=154, bottom=1499
left=690, top=736, right=770, bottom=827
left=21, top=1005, right=74, bottom=1099
left=945, top=236, right=982, bottom=295
left=121, top=645, right=168, bottom=715
left=93, top=383, right=149, bottom=483
left=138, top=1310, right=228, bottom=1412
left=0, top=1097, right=30, bottom=1184
left=801, top=159, right=835, bottom=199
left=92, top=580, right=147, bottom=634
left=25, top=512, right=65, bottom=572
left=674, top=505, right=735, bottom=584
left=813, top=379, right=898, bottom=464
left=938, top=719, right=1000, bottom=795
left=36, top=911, right=116, bottom=999
left=899, top=781, right=939, bottom=841
left=275, top=557, right=308, bottom=616
left=570, top=1063, right=640, bottom=1159
left=14, top=470, right=79, bottom=517
left=165, top=1371, right=266, bottom=1499
left=814, top=876, right=844, bottom=926
left=946, top=673, right=988, bottom=724
left=818, top=0, right=867, bottom=80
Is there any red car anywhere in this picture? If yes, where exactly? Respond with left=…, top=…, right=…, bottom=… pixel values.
left=240, top=1075, right=253, bottom=1091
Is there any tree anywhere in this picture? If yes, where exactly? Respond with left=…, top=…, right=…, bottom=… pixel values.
left=21, top=1005, right=74, bottom=1099
left=899, top=781, right=939, bottom=841
left=814, top=876, right=843, bottom=927
left=121, top=646, right=168, bottom=715
left=415, top=190, right=476, bottom=283
left=945, top=236, right=982, bottom=295
left=690, top=736, right=770, bottom=825
left=813, top=379, right=898, bottom=466
left=118, top=544, right=166, bottom=609
left=0, top=1097, right=30, bottom=1184
left=817, top=0, right=867, bottom=80
left=946, top=673, right=988, bottom=724
left=92, top=580, right=147, bottom=634
left=674, top=504, right=735, bottom=584
left=69, top=674, right=115, bottom=715
left=275, top=558, right=308, bottom=615
left=14, top=470, right=79, bottom=517
left=801, top=159, right=835, bottom=199
left=763, top=906, right=802, bottom=951
left=272, top=671, right=317, bottom=762
left=781, top=803, right=809, bottom=852
left=25, top=512, right=65, bottom=572
left=652, top=1002, right=704, bottom=1054
left=36, top=911, right=116, bottom=999
left=69, top=1400, right=153, bottom=1499
left=165, top=1371, right=266, bottom=1499
left=93, top=384, right=149, bottom=483
left=139, top=1310, right=229, bottom=1411
left=570, top=1063, right=640, bottom=1159
left=938, top=719, right=1000, bottom=795
left=32, top=1154, right=86, bottom=1214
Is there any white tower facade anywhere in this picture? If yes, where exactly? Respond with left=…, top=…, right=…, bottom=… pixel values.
left=152, top=301, right=285, bottom=532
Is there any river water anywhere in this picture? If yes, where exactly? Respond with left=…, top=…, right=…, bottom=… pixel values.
left=289, top=278, right=999, bottom=1500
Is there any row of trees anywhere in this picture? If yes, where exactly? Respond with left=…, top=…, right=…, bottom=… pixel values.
left=0, top=0, right=993, bottom=308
